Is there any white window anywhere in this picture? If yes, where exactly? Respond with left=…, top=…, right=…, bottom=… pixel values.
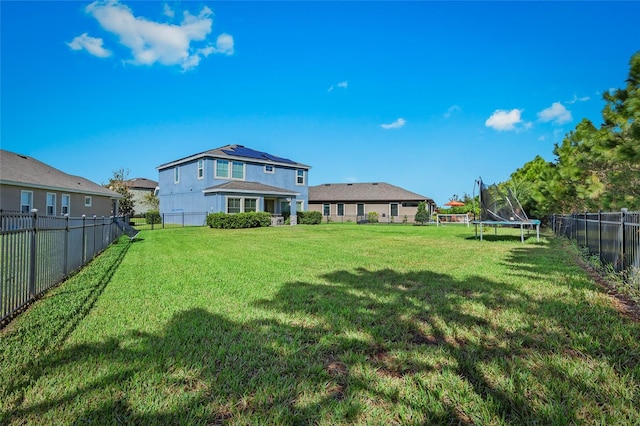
left=20, top=190, right=33, bottom=213
left=85, top=196, right=92, bottom=207
left=216, top=160, right=229, bottom=178
left=296, top=169, right=305, bottom=185
left=174, top=167, right=180, bottom=183
left=337, top=203, right=344, bottom=216
left=227, top=198, right=241, bottom=214
left=61, top=194, right=70, bottom=215
left=390, top=203, right=399, bottom=217
left=296, top=201, right=303, bottom=212
left=264, top=164, right=274, bottom=174
left=357, top=203, right=365, bottom=216
left=197, top=159, right=204, bottom=179
left=226, top=197, right=258, bottom=213
left=46, top=193, right=56, bottom=215
left=323, top=203, right=330, bottom=216
left=231, top=161, right=244, bottom=179
left=244, top=198, right=257, bottom=212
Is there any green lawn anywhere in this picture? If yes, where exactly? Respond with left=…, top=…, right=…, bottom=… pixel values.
left=1, top=224, right=639, bottom=424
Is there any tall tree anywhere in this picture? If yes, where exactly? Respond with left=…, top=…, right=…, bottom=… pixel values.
left=107, top=168, right=135, bottom=216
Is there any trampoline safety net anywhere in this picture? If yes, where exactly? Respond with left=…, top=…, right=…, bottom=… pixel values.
left=479, top=180, right=529, bottom=222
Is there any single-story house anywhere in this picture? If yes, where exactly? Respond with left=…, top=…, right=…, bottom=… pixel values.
left=308, top=182, right=436, bottom=223
left=0, top=149, right=122, bottom=216
left=156, top=145, right=311, bottom=225
left=124, top=177, right=158, bottom=215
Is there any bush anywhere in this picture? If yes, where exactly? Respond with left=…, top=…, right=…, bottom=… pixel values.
left=206, top=212, right=271, bottom=229
left=367, top=212, right=379, bottom=223
left=298, top=211, right=322, bottom=225
left=145, top=210, right=162, bottom=225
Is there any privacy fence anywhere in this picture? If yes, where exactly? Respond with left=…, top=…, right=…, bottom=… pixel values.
left=0, top=211, right=123, bottom=324
left=550, top=211, right=640, bottom=274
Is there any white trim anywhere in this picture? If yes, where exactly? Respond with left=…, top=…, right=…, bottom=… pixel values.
left=197, top=159, right=204, bottom=180
left=390, top=202, right=399, bottom=217
left=225, top=196, right=259, bottom=214
left=46, top=192, right=56, bottom=216
left=20, top=190, right=33, bottom=213
left=174, top=167, right=180, bottom=184
left=264, top=164, right=275, bottom=174
left=1, top=180, right=121, bottom=199
left=337, top=203, right=344, bottom=216
left=203, top=188, right=299, bottom=197
left=295, top=169, right=305, bottom=186
left=231, top=161, right=245, bottom=180
left=61, top=194, right=70, bottom=216
left=85, top=196, right=92, bottom=207
left=323, top=203, right=331, bottom=216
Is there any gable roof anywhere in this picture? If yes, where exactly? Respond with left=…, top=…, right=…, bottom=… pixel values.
left=124, top=177, right=158, bottom=190
left=0, top=149, right=122, bottom=198
left=157, top=144, right=311, bottom=170
left=309, top=182, right=434, bottom=203
left=203, top=180, right=299, bottom=196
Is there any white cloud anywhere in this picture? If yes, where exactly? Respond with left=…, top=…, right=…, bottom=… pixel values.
left=328, top=80, right=348, bottom=92
left=444, top=105, right=461, bottom=118
left=67, top=33, right=112, bottom=58
left=163, top=3, right=174, bottom=18
left=566, top=94, right=590, bottom=104
left=73, top=0, right=233, bottom=70
left=537, top=102, right=572, bottom=125
left=485, top=109, right=526, bottom=131
left=380, top=118, right=406, bottom=129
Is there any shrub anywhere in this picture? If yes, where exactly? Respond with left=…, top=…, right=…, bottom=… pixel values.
left=145, top=210, right=162, bottom=225
left=298, top=211, right=322, bottom=225
left=367, top=212, right=379, bottom=223
left=206, top=212, right=271, bottom=229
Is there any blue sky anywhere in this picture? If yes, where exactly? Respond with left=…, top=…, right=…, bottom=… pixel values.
left=2, top=1, right=639, bottom=206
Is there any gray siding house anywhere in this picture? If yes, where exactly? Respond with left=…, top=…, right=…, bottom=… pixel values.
left=157, top=145, right=311, bottom=224
left=0, top=149, right=122, bottom=217
left=124, top=177, right=158, bottom=215
left=309, top=182, right=436, bottom=223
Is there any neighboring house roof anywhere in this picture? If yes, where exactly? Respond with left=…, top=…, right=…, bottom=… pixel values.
left=157, top=144, right=311, bottom=170
left=0, top=149, right=122, bottom=198
left=203, top=180, right=300, bottom=196
left=309, top=182, right=434, bottom=203
left=124, top=177, right=158, bottom=190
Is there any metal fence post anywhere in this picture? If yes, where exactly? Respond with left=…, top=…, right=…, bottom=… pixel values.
left=64, top=215, right=69, bottom=277
left=598, top=210, right=602, bottom=263
left=29, top=210, right=38, bottom=298
left=621, top=208, right=627, bottom=270
left=82, top=215, right=87, bottom=263
left=584, top=211, right=588, bottom=251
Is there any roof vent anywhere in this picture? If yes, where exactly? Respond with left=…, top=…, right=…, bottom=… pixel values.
left=18, top=155, right=27, bottom=159
left=324, top=184, right=331, bottom=186
left=347, top=183, right=353, bottom=186
left=372, top=183, right=378, bottom=185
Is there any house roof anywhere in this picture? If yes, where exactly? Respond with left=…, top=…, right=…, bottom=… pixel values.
left=124, top=177, right=158, bottom=190
left=0, top=149, right=122, bottom=198
left=157, top=144, right=311, bottom=171
left=203, top=180, right=300, bottom=196
left=309, top=182, right=434, bottom=203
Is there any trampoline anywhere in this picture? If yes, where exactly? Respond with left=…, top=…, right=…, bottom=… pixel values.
left=472, top=178, right=540, bottom=243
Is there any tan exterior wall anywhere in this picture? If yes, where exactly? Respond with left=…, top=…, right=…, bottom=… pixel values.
left=0, top=184, right=116, bottom=217
left=130, top=188, right=155, bottom=215
left=308, top=201, right=431, bottom=223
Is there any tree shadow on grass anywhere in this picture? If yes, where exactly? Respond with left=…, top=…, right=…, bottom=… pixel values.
left=3, top=250, right=639, bottom=424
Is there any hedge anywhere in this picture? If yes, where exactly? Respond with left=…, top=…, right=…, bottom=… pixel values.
left=206, top=212, right=272, bottom=229
left=297, top=211, right=322, bottom=225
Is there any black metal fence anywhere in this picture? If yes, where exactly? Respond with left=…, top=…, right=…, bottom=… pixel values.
left=0, top=211, right=123, bottom=324
left=550, top=211, right=640, bottom=274
left=129, top=212, right=208, bottom=231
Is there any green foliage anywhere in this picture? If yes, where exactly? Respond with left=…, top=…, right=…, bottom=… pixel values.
left=297, top=210, right=322, bottom=225
left=145, top=210, right=161, bottom=225
left=506, top=52, right=640, bottom=214
left=206, top=212, right=271, bottom=229
left=367, top=211, right=379, bottom=223
left=107, top=168, right=135, bottom=216
left=142, top=192, right=160, bottom=211
left=415, top=201, right=430, bottom=225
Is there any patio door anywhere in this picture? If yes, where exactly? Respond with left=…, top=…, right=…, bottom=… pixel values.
left=265, top=199, right=275, bottom=214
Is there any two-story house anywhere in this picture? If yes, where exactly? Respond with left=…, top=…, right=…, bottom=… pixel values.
left=156, top=145, right=311, bottom=225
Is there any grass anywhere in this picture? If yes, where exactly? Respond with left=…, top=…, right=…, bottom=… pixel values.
left=1, top=224, right=639, bottom=424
